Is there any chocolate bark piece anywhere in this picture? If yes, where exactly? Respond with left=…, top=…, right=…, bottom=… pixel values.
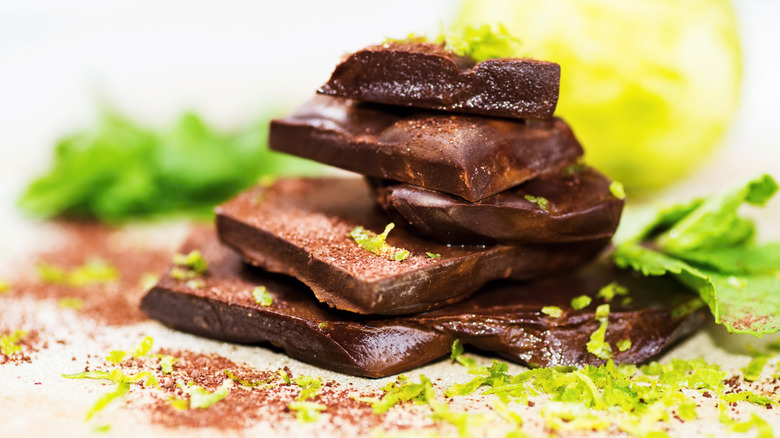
left=141, top=228, right=707, bottom=377
left=269, top=95, right=583, bottom=202
left=318, top=42, right=560, bottom=119
left=140, top=227, right=453, bottom=378
left=215, top=178, right=606, bottom=315
left=368, top=166, right=624, bottom=245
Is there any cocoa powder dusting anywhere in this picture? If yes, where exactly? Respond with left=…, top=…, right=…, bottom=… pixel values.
left=7, top=221, right=176, bottom=326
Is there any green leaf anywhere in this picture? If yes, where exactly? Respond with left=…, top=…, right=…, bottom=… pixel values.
left=18, top=109, right=325, bottom=222
left=657, top=174, right=777, bottom=253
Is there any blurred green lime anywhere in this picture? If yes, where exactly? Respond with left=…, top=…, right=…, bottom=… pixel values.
left=454, top=0, right=741, bottom=192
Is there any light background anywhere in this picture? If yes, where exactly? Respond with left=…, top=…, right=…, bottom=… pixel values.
left=0, top=0, right=778, bottom=236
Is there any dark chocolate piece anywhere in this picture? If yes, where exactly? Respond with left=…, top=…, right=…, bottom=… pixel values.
left=269, top=95, right=583, bottom=202
left=368, top=166, right=624, bottom=245
left=318, top=42, right=560, bottom=119
left=141, top=228, right=707, bottom=377
left=215, top=178, right=606, bottom=315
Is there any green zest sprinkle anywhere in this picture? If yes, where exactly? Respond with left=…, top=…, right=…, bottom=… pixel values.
left=596, top=282, right=628, bottom=302
left=586, top=304, right=612, bottom=360
left=617, top=339, right=632, bottom=352
left=278, top=369, right=292, bottom=385
left=610, top=181, right=626, bottom=200
left=742, top=356, right=768, bottom=382
left=1, top=330, right=27, bottom=356
left=85, top=383, right=130, bottom=421
left=523, top=194, right=549, bottom=211
left=185, top=279, right=205, bottom=289
left=251, top=286, right=273, bottom=306
left=426, top=252, right=441, bottom=259
left=317, top=322, right=328, bottom=329
left=176, top=379, right=232, bottom=409
left=570, top=295, right=592, bottom=310
left=172, top=250, right=208, bottom=279
left=0, top=280, right=9, bottom=294
left=159, top=355, right=176, bottom=374
left=92, top=424, right=111, bottom=433
left=438, top=24, right=521, bottom=63
left=58, top=297, right=84, bottom=310
left=288, top=401, right=326, bottom=423
left=541, top=306, right=563, bottom=318
left=139, top=273, right=160, bottom=290
left=37, top=259, right=119, bottom=286
left=348, top=223, right=410, bottom=261
left=562, top=162, right=587, bottom=177
left=444, top=344, right=769, bottom=438
left=224, top=370, right=271, bottom=388
left=295, top=375, right=322, bottom=401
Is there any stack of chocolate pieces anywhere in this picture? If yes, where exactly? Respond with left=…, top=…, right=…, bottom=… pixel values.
left=142, top=42, right=707, bottom=378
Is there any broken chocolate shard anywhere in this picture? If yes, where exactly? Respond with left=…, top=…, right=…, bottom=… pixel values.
left=215, top=178, right=606, bottom=315
left=141, top=227, right=707, bottom=377
left=141, top=227, right=452, bottom=378
left=269, top=95, right=583, bottom=202
left=318, top=41, right=561, bottom=119
left=368, top=166, right=624, bottom=245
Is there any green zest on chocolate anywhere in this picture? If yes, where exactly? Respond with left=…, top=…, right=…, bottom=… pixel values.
left=1, top=330, right=27, bottom=356
left=587, top=304, right=612, bottom=360
left=348, top=223, right=410, bottom=261
left=570, top=295, right=592, bottom=310
left=251, top=286, right=273, bottom=306
left=426, top=252, right=441, bottom=259
left=523, top=194, right=549, bottom=211
left=438, top=24, right=522, bottom=63
left=617, top=339, right=632, bottom=352
left=171, top=250, right=208, bottom=281
left=596, top=282, right=628, bottom=302
left=37, top=259, right=119, bottom=286
left=613, top=174, right=780, bottom=336
left=541, top=306, right=562, bottom=318
left=609, top=181, right=626, bottom=200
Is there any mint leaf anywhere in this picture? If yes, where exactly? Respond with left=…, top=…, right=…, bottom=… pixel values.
left=613, top=174, right=780, bottom=336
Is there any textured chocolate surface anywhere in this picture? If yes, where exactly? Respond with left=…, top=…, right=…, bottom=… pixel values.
left=215, top=178, right=606, bottom=315
left=269, top=95, right=583, bottom=202
left=318, top=42, right=560, bottom=119
left=141, top=228, right=707, bottom=377
left=368, top=166, right=624, bottom=245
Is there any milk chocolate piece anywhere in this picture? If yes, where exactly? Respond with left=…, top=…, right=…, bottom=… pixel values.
left=215, top=178, right=606, bottom=315
left=269, top=95, right=583, bottom=202
left=368, top=166, right=624, bottom=245
left=318, top=42, right=560, bottom=119
left=141, top=228, right=707, bottom=377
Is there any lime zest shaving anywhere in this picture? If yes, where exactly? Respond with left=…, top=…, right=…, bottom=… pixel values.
left=224, top=369, right=271, bottom=388
left=0, top=330, right=27, bottom=356
left=295, top=375, right=322, bottom=401
left=570, top=295, right=592, bottom=310
left=36, top=259, right=119, bottom=286
left=251, top=286, right=273, bottom=306
left=617, top=339, right=632, bottom=352
left=438, top=23, right=522, bottom=62
left=58, top=297, right=84, bottom=310
left=0, top=280, right=10, bottom=294
left=610, top=181, right=626, bottom=200
left=523, top=194, right=549, bottom=211
left=288, top=401, right=326, bottom=423
left=586, top=304, right=612, bottom=360
left=176, top=379, right=232, bottom=409
left=596, top=282, right=628, bottom=302
left=426, top=252, right=441, bottom=259
left=171, top=250, right=208, bottom=280
left=541, top=306, right=563, bottom=318
left=348, top=223, right=410, bottom=261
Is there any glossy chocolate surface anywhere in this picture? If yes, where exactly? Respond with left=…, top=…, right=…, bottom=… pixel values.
left=269, top=95, right=583, bottom=202
left=318, top=42, right=560, bottom=119
left=141, top=228, right=707, bottom=378
left=215, top=178, right=606, bottom=315
left=368, top=167, right=624, bottom=245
